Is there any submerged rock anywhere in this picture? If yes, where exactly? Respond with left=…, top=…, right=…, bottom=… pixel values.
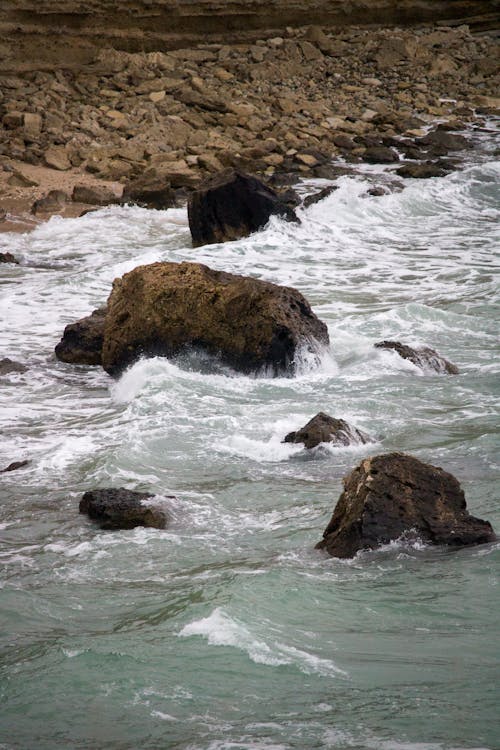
left=55, top=307, right=106, bottom=366
left=302, top=186, right=338, bottom=208
left=102, top=261, right=329, bottom=377
left=187, top=170, right=298, bottom=247
left=79, top=487, right=168, bottom=530
left=284, top=412, right=371, bottom=449
left=0, top=357, right=28, bottom=374
left=1, top=459, right=29, bottom=473
left=0, top=252, right=19, bottom=264
left=375, top=340, right=459, bottom=374
left=316, top=453, right=496, bottom=558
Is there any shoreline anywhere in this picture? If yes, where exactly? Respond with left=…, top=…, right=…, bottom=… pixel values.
left=0, top=22, right=499, bottom=234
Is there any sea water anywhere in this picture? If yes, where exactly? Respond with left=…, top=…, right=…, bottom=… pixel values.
left=0, top=124, right=499, bottom=749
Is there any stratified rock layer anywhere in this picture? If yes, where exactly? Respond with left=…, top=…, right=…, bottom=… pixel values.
left=102, top=261, right=329, bottom=376
left=79, top=487, right=167, bottom=530
left=316, top=453, right=495, bottom=558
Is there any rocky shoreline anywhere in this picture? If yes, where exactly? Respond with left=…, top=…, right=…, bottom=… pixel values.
left=0, top=22, right=498, bottom=232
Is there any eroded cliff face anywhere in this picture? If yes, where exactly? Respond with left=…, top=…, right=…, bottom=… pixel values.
left=0, top=0, right=498, bottom=69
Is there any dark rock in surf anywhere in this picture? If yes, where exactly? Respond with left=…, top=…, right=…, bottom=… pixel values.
left=417, top=129, right=470, bottom=156
left=187, top=170, right=298, bottom=247
left=316, top=452, right=496, bottom=559
left=55, top=307, right=106, bottom=366
left=396, top=162, right=449, bottom=179
left=361, top=146, right=399, bottom=164
left=284, top=412, right=371, bottom=449
left=0, top=357, right=28, bottom=375
left=79, top=487, right=168, bottom=530
left=374, top=340, right=459, bottom=374
left=302, top=185, right=338, bottom=208
left=102, top=261, right=329, bottom=377
left=1, top=459, right=29, bottom=473
left=0, top=252, right=19, bottom=264
left=122, top=173, right=176, bottom=210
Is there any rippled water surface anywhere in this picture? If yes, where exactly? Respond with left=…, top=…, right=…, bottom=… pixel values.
left=1, top=128, right=499, bottom=750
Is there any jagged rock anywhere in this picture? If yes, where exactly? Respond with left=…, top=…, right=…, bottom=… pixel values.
left=0, top=358, right=28, bottom=374
left=79, top=487, right=168, bottom=530
left=102, top=261, right=329, bottom=377
left=0, top=460, right=29, bottom=473
left=375, top=340, right=459, bottom=374
left=302, top=186, right=338, bottom=208
left=0, top=253, right=19, bottom=264
left=284, top=412, right=371, bottom=449
left=188, top=170, right=298, bottom=247
left=55, top=307, right=106, bottom=366
left=72, top=184, right=118, bottom=205
left=316, top=453, right=495, bottom=558
left=31, top=190, right=70, bottom=214
left=122, top=173, right=176, bottom=209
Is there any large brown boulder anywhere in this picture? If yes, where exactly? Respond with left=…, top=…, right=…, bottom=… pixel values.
left=375, top=340, right=459, bottom=374
left=80, top=488, right=168, bottom=530
left=316, top=453, right=495, bottom=558
left=284, top=412, right=371, bottom=449
left=187, top=170, right=298, bottom=247
left=55, top=307, right=106, bottom=366
left=102, top=261, right=329, bottom=377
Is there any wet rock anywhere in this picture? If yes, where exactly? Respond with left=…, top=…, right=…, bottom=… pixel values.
left=316, top=453, right=496, bottom=558
left=302, top=186, right=338, bottom=208
left=418, top=129, right=470, bottom=154
left=361, top=146, right=399, bottom=164
left=31, top=190, right=70, bottom=215
left=0, top=460, right=29, bottom=473
left=79, top=487, right=168, bottom=530
left=284, top=412, right=371, bottom=449
left=0, top=252, right=20, bottom=264
left=0, top=358, right=28, bottom=374
left=187, top=170, right=298, bottom=247
left=374, top=340, right=459, bottom=374
left=72, top=184, right=118, bottom=206
left=55, top=307, right=106, bottom=366
left=122, top=173, right=176, bottom=209
left=396, top=162, right=449, bottom=179
left=102, top=261, right=329, bottom=377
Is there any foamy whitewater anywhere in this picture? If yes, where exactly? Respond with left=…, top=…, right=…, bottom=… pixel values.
left=0, top=123, right=499, bottom=750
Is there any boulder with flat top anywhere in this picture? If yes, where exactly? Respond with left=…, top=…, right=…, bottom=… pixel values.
left=316, top=453, right=495, bottom=558
left=80, top=487, right=168, bottom=530
left=102, top=261, right=328, bottom=377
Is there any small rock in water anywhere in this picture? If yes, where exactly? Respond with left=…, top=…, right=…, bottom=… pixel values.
left=0, top=252, right=19, bottom=265
left=55, top=307, right=106, bottom=366
left=0, top=357, right=28, bottom=374
left=187, top=170, right=298, bottom=247
left=374, top=340, right=459, bottom=374
left=316, top=453, right=496, bottom=558
left=1, top=459, right=29, bottom=473
left=284, top=412, right=371, bottom=449
left=302, top=186, right=338, bottom=208
left=79, top=488, right=169, bottom=530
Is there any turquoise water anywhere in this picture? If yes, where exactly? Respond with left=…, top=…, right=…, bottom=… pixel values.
left=0, top=128, right=499, bottom=749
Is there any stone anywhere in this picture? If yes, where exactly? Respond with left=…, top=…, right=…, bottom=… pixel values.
left=284, top=412, right=371, bottom=449
left=0, top=460, right=29, bottom=473
left=23, top=112, right=42, bottom=138
left=72, top=184, right=118, bottom=205
left=418, top=129, right=470, bottom=154
left=44, top=146, right=71, bottom=171
left=0, top=253, right=20, bottom=265
left=31, top=190, right=69, bottom=214
left=302, top=186, right=338, bottom=208
left=187, top=170, right=298, bottom=247
left=361, top=146, right=399, bottom=164
left=316, top=453, right=496, bottom=558
left=102, top=261, right=329, bottom=377
left=374, top=340, right=459, bottom=374
left=122, top=172, right=176, bottom=210
left=0, top=358, right=28, bottom=374
left=79, top=487, right=168, bottom=530
left=396, top=163, right=449, bottom=179
left=8, top=170, right=39, bottom=188
left=55, top=307, right=107, bottom=366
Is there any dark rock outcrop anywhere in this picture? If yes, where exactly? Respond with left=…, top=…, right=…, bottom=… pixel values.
left=302, top=186, right=338, bottom=208
left=316, top=452, right=496, bottom=558
left=361, top=146, right=399, bottom=164
left=0, top=252, right=19, bottom=264
left=375, top=340, right=459, bottom=374
left=1, top=459, right=29, bottom=472
left=102, top=261, right=329, bottom=377
left=79, top=487, right=168, bottom=530
left=284, top=412, right=371, bottom=449
left=122, top=173, right=176, bottom=210
left=187, top=170, right=298, bottom=247
left=0, top=357, right=28, bottom=374
left=55, top=307, right=106, bottom=366
left=396, top=162, right=449, bottom=179
left=418, top=129, right=471, bottom=155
